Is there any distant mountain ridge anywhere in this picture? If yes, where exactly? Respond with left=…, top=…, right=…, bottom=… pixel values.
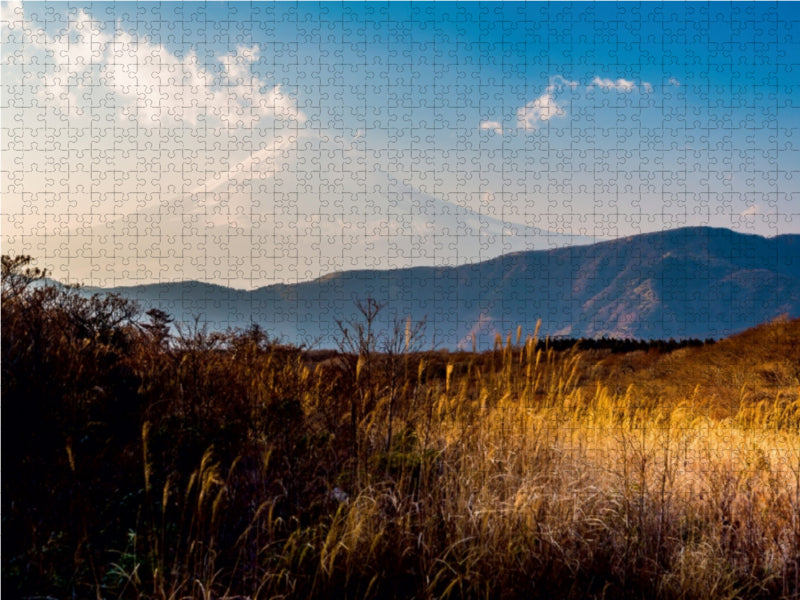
left=89, top=227, right=800, bottom=349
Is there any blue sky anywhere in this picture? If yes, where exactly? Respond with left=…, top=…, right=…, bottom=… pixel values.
left=2, top=2, right=798, bottom=288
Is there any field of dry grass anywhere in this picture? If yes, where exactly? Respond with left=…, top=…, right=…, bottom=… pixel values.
left=3, top=256, right=799, bottom=599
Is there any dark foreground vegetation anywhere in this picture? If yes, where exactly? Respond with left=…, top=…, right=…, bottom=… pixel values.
left=3, top=255, right=800, bottom=599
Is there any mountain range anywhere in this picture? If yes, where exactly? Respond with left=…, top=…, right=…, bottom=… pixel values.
left=89, top=226, right=800, bottom=349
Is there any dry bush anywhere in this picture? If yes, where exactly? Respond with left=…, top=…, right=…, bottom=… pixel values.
left=3, top=263, right=799, bottom=599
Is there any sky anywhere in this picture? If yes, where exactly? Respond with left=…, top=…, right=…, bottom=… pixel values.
left=2, top=1, right=799, bottom=289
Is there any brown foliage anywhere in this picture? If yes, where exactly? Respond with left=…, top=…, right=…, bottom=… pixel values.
left=3, top=259, right=799, bottom=599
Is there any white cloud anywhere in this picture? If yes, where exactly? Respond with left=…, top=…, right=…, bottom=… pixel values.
left=517, top=93, right=565, bottom=130
left=517, top=75, right=656, bottom=132
left=669, top=77, right=681, bottom=86
left=589, top=77, right=637, bottom=92
left=102, top=31, right=216, bottom=126
left=516, top=78, right=577, bottom=131
left=479, top=120, right=503, bottom=134
left=258, top=84, right=306, bottom=123
left=218, top=44, right=259, bottom=83
left=3, top=7, right=112, bottom=115
left=103, top=32, right=305, bottom=127
left=550, top=75, right=580, bottom=90
left=1, top=1, right=26, bottom=33
left=5, top=5, right=304, bottom=129
left=517, top=76, right=580, bottom=131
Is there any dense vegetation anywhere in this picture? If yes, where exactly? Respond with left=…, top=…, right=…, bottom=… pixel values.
left=3, top=255, right=799, bottom=599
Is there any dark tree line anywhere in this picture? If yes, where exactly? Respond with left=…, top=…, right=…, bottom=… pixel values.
left=543, top=336, right=713, bottom=353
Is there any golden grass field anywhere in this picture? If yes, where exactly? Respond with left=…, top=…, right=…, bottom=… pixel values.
left=3, top=256, right=799, bottom=599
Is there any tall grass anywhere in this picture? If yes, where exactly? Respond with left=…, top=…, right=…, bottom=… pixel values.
left=3, top=258, right=799, bottom=599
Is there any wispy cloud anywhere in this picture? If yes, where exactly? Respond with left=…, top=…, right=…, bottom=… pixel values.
left=740, top=204, right=759, bottom=218
left=589, top=77, right=637, bottom=92
left=516, top=75, right=655, bottom=132
left=479, top=120, right=504, bottom=135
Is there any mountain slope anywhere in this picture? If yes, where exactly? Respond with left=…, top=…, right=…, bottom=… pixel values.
left=97, top=227, right=800, bottom=349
